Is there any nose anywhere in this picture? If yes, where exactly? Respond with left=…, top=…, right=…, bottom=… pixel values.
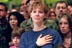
left=11, top=20, right=15, bottom=23
left=36, top=12, right=39, bottom=16
left=14, top=38, right=17, bottom=42
left=60, top=8, right=63, bottom=12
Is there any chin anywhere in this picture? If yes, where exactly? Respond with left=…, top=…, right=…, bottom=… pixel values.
left=62, top=32, right=68, bottom=35
left=33, top=21, right=41, bottom=23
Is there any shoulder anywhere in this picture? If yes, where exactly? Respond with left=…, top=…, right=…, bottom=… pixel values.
left=20, top=18, right=32, bottom=25
left=46, top=27, right=59, bottom=35
left=21, top=30, right=32, bottom=38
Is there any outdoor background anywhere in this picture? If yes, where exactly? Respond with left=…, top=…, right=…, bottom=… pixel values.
left=0, top=0, right=71, bottom=9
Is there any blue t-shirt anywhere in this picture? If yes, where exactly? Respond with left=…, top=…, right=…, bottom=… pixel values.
left=19, top=27, right=62, bottom=48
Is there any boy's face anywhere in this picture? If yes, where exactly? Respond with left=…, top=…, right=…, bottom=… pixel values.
left=30, top=6, right=45, bottom=23
left=12, top=37, right=20, bottom=47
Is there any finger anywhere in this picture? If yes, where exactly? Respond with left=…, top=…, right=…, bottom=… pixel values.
left=46, top=41, right=52, bottom=44
left=46, top=39, right=52, bottom=42
left=45, top=36, right=52, bottom=40
left=45, top=34, right=52, bottom=37
left=38, top=34, right=42, bottom=38
left=43, top=34, right=51, bottom=38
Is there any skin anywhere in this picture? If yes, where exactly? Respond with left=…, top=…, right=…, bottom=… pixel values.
left=30, top=7, right=52, bottom=46
left=68, top=5, right=72, bottom=16
left=55, top=3, right=67, bottom=18
left=12, top=37, right=20, bottom=48
left=59, top=17, right=71, bottom=48
left=30, top=7, right=45, bottom=24
left=9, top=15, right=18, bottom=29
left=59, top=17, right=70, bottom=34
left=0, top=5, right=7, bottom=18
left=49, top=12, right=56, bottom=20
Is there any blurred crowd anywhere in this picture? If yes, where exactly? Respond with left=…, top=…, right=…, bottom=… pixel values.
left=0, top=0, right=72, bottom=48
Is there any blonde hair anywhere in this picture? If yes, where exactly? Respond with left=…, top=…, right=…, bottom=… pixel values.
left=29, top=2, right=48, bottom=14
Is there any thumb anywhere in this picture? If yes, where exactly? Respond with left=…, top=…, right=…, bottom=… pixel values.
left=38, top=34, right=42, bottom=38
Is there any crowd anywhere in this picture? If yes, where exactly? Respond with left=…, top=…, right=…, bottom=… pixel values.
left=0, top=0, right=72, bottom=48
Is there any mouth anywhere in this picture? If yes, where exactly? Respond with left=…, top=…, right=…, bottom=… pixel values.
left=11, top=24, right=17, bottom=27
left=61, top=29, right=66, bottom=32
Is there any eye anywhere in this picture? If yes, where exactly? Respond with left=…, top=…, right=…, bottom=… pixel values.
left=33, top=10, right=36, bottom=13
left=59, top=22, right=68, bottom=25
left=9, top=18, right=12, bottom=21
left=64, top=22, right=68, bottom=25
left=62, top=7, right=66, bottom=9
left=9, top=17, right=17, bottom=21
left=57, top=7, right=60, bottom=9
left=39, top=11, right=44, bottom=13
left=59, top=22, right=62, bottom=25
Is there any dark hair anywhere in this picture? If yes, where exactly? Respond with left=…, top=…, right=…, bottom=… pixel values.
left=55, top=1, right=68, bottom=8
left=8, top=12, right=24, bottom=27
left=0, top=2, right=8, bottom=11
left=26, top=0, right=30, bottom=4
left=58, top=14, right=72, bottom=40
left=59, top=14, right=72, bottom=32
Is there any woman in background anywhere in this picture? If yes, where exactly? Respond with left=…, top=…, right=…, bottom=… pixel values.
left=6, top=12, right=24, bottom=47
left=58, top=14, right=72, bottom=48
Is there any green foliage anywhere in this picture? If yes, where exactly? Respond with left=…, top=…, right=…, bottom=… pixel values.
left=43, top=0, right=60, bottom=7
left=12, top=0, right=21, bottom=5
left=0, top=0, right=8, bottom=2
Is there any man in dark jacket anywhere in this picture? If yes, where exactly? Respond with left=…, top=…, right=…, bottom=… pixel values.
left=0, top=2, right=8, bottom=48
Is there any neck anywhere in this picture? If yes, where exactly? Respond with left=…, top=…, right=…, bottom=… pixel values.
left=64, top=32, right=71, bottom=39
left=63, top=32, right=71, bottom=48
left=33, top=22, right=46, bottom=31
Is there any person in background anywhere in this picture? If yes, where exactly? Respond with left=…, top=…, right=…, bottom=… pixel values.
left=45, top=1, right=68, bottom=31
left=8, top=12, right=24, bottom=30
left=20, top=0, right=29, bottom=19
left=58, top=14, right=72, bottom=48
left=9, top=27, right=23, bottom=48
left=6, top=12, right=24, bottom=48
left=10, top=5, right=17, bottom=12
left=19, top=4, right=30, bottom=20
left=44, top=7, right=58, bottom=31
left=55, top=1, right=68, bottom=19
left=68, top=4, right=72, bottom=17
left=0, top=2, right=8, bottom=48
left=19, top=2, right=62, bottom=48
left=20, top=0, right=42, bottom=31
left=48, top=11, right=56, bottom=20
